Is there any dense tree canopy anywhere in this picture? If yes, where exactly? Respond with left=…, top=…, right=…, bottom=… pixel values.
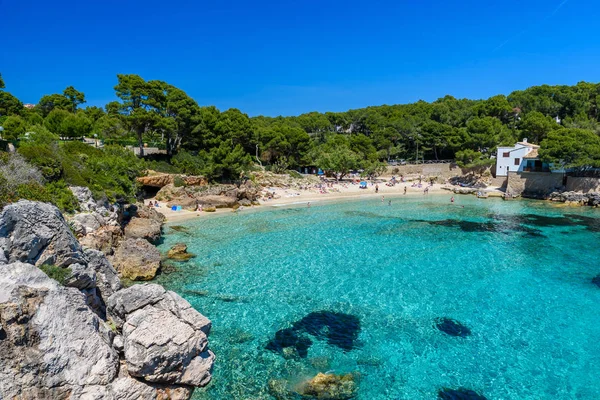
left=1, top=75, right=600, bottom=182
left=539, top=128, right=600, bottom=171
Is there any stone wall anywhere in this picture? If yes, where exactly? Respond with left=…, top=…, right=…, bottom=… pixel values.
left=565, top=177, right=600, bottom=193
left=385, top=163, right=460, bottom=179
left=506, top=172, right=564, bottom=197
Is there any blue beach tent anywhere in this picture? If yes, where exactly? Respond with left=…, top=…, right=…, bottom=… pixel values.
left=360, top=181, right=367, bottom=189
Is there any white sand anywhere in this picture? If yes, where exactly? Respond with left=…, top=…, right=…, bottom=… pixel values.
left=153, top=180, right=453, bottom=223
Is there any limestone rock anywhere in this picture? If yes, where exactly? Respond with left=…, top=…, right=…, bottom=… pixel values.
left=65, top=262, right=97, bottom=290
left=156, top=184, right=187, bottom=202
left=0, top=262, right=119, bottom=398
left=70, top=186, right=97, bottom=211
left=137, top=173, right=208, bottom=189
left=135, top=203, right=167, bottom=223
left=107, top=284, right=214, bottom=386
left=124, top=217, right=162, bottom=243
left=195, top=194, right=238, bottom=208
left=80, top=225, right=123, bottom=256
left=108, top=372, right=193, bottom=400
left=0, top=200, right=86, bottom=267
left=110, top=238, right=161, bottom=281
left=167, top=243, right=195, bottom=261
left=137, top=173, right=175, bottom=188
left=452, top=187, right=478, bottom=194
left=182, top=176, right=207, bottom=186
left=297, top=372, right=358, bottom=400
left=167, top=196, right=198, bottom=211
left=84, top=248, right=122, bottom=299
left=549, top=191, right=600, bottom=207
left=72, top=212, right=106, bottom=236
left=157, top=182, right=260, bottom=209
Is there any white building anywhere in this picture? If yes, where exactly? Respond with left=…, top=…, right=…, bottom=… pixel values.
left=495, top=139, right=548, bottom=177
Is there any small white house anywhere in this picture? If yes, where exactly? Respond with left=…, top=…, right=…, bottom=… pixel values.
left=495, top=139, right=548, bottom=177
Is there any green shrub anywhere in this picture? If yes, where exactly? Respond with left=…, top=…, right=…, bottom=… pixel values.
left=287, top=170, right=302, bottom=179
left=18, top=143, right=63, bottom=180
left=39, top=264, right=70, bottom=285
left=173, top=176, right=185, bottom=187
left=14, top=182, right=51, bottom=203
left=172, top=150, right=204, bottom=175
left=144, top=160, right=182, bottom=174
left=45, top=181, right=79, bottom=213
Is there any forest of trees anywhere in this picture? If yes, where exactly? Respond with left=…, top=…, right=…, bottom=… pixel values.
left=2, top=72, right=600, bottom=210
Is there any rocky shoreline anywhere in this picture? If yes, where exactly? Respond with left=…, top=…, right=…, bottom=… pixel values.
left=547, top=191, right=600, bottom=207
left=0, top=197, right=215, bottom=399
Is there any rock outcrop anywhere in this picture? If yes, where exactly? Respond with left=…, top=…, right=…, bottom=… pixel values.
left=0, top=262, right=119, bottom=398
left=71, top=211, right=107, bottom=236
left=137, top=173, right=207, bottom=188
left=298, top=372, right=358, bottom=400
left=85, top=248, right=123, bottom=299
left=269, top=373, right=358, bottom=400
left=70, top=186, right=97, bottom=212
left=110, top=238, right=161, bottom=281
left=124, top=217, right=162, bottom=243
left=107, top=284, right=214, bottom=385
left=156, top=181, right=260, bottom=209
left=134, top=204, right=166, bottom=224
left=0, top=201, right=123, bottom=315
left=0, top=201, right=214, bottom=399
left=548, top=191, right=600, bottom=207
left=167, top=243, right=195, bottom=261
left=79, top=225, right=123, bottom=255
left=0, top=200, right=86, bottom=267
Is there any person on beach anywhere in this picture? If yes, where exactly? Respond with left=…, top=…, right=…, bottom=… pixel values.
left=307, top=202, right=311, bottom=208
left=375, top=184, right=379, bottom=193
left=451, top=196, right=455, bottom=203
left=404, top=186, right=407, bottom=195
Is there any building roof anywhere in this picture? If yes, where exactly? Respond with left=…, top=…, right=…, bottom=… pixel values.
left=516, top=141, right=539, bottom=148
left=523, top=148, right=539, bottom=159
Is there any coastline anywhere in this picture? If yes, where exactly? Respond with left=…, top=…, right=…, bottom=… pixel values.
left=153, top=182, right=457, bottom=223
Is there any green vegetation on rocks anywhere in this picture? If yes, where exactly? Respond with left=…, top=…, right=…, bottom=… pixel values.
left=39, top=264, right=70, bottom=285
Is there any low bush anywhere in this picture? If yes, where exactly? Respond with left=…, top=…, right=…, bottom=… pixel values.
left=173, top=176, right=185, bottom=187
left=287, top=170, right=303, bottom=179
left=39, top=264, right=70, bottom=285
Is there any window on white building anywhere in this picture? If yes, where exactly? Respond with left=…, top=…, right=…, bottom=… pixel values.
left=514, top=158, right=520, bottom=165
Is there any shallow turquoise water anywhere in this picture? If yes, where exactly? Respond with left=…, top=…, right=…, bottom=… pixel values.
left=155, top=196, right=600, bottom=399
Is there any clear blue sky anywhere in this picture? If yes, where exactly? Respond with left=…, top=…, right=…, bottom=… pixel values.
left=1, top=0, right=598, bottom=116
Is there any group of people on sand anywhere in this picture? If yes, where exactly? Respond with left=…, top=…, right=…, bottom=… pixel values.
left=148, top=200, right=160, bottom=208
left=386, top=175, right=404, bottom=187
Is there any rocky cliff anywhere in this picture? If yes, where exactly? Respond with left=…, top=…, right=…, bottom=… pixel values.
left=0, top=200, right=214, bottom=399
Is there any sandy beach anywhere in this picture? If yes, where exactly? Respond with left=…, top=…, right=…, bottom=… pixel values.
left=153, top=180, right=454, bottom=223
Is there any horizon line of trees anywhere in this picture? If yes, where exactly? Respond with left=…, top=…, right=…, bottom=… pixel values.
left=2, top=72, right=600, bottom=180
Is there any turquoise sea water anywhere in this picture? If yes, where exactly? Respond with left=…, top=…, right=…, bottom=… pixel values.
left=155, top=196, right=600, bottom=399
